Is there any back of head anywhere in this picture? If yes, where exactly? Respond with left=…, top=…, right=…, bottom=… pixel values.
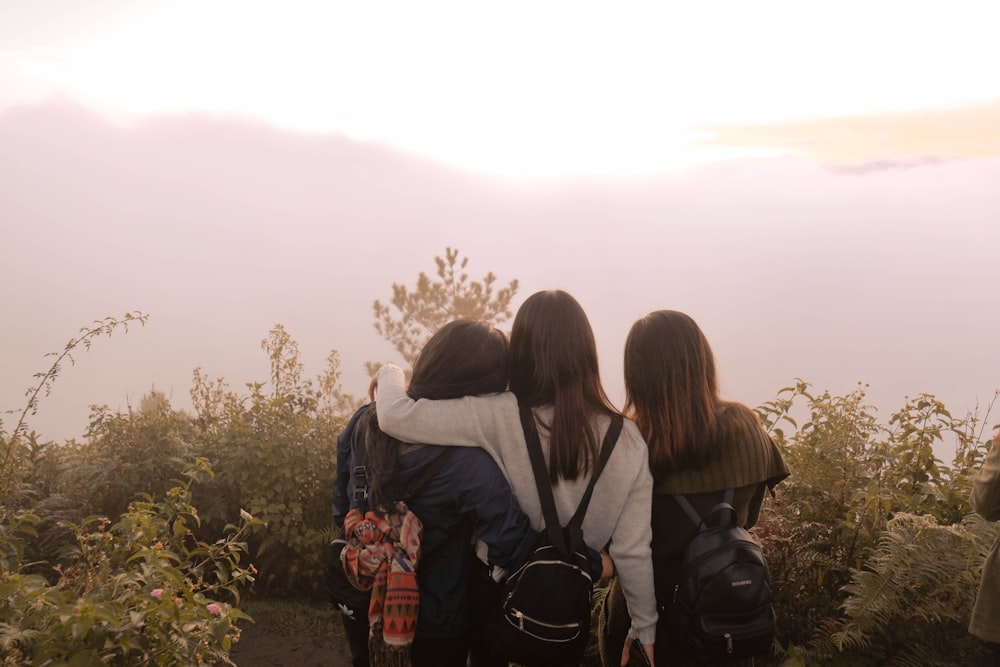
left=624, top=310, right=719, bottom=479
left=367, top=319, right=509, bottom=506
left=409, top=319, right=509, bottom=399
left=509, top=290, right=614, bottom=482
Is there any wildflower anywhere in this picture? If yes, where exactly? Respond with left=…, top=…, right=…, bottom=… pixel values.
left=153, top=541, right=164, bottom=550
left=206, top=603, right=222, bottom=616
left=175, top=597, right=184, bottom=608
left=150, top=588, right=163, bottom=599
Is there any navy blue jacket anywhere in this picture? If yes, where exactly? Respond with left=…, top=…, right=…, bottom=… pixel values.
left=333, top=404, right=535, bottom=639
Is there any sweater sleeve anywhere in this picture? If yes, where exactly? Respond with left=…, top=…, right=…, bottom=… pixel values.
left=608, top=450, right=658, bottom=645
left=973, top=435, right=1000, bottom=522
left=374, top=363, right=508, bottom=452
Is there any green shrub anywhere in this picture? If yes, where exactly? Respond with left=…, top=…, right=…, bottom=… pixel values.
left=189, top=325, right=352, bottom=598
left=0, top=459, right=256, bottom=665
left=756, top=382, right=998, bottom=665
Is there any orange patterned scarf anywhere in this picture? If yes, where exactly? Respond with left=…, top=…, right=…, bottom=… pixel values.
left=341, top=502, right=423, bottom=665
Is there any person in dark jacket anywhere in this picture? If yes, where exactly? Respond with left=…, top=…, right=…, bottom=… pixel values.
left=333, top=319, right=536, bottom=667
left=331, top=403, right=377, bottom=667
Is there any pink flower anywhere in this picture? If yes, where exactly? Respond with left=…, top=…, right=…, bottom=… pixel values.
left=150, top=588, right=163, bottom=599
left=206, top=603, right=222, bottom=616
left=175, top=598, right=184, bottom=607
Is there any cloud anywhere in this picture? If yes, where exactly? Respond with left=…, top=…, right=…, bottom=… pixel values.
left=700, top=100, right=1000, bottom=164
left=2, top=100, right=999, bottom=447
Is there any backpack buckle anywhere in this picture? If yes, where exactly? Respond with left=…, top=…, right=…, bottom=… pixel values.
left=352, top=465, right=369, bottom=504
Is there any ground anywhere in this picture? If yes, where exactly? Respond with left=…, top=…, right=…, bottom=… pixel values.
left=228, top=620, right=353, bottom=667
left=221, top=597, right=357, bottom=667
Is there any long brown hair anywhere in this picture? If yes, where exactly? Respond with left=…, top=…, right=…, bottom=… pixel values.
left=365, top=319, right=509, bottom=508
left=509, top=290, right=617, bottom=483
left=624, top=310, right=720, bottom=481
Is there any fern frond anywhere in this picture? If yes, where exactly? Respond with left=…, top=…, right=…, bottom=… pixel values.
left=831, top=512, right=986, bottom=663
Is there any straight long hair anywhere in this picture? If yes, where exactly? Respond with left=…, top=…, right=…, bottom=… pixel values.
left=509, top=290, right=617, bottom=483
left=624, top=310, right=720, bottom=481
left=365, top=319, right=509, bottom=508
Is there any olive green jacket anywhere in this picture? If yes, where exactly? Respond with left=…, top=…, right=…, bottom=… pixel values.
left=970, top=434, right=1000, bottom=643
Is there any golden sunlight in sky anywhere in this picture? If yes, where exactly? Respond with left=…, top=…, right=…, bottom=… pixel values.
left=2, top=0, right=999, bottom=176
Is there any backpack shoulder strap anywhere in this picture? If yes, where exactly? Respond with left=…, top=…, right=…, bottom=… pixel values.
left=673, top=488, right=737, bottom=529
left=567, top=414, right=623, bottom=531
left=351, top=417, right=371, bottom=512
left=519, top=403, right=565, bottom=551
left=519, top=404, right=623, bottom=549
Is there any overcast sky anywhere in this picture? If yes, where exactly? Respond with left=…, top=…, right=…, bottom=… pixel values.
left=2, top=2, right=999, bottom=458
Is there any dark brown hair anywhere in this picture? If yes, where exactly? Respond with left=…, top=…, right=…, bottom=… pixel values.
left=365, top=319, right=509, bottom=508
left=624, top=310, right=720, bottom=481
left=509, top=290, right=617, bottom=483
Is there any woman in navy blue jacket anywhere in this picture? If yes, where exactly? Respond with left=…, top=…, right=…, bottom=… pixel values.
left=333, top=319, right=536, bottom=667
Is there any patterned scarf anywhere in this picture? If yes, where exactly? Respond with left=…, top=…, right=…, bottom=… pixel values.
left=341, top=502, right=423, bottom=667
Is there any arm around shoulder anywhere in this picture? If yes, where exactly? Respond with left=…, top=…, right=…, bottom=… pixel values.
left=373, top=363, right=510, bottom=450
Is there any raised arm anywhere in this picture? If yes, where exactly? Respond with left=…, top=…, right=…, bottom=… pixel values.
left=373, top=363, right=514, bottom=452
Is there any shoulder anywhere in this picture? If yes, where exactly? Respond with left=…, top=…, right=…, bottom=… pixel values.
left=717, top=401, right=765, bottom=433
left=619, top=416, right=648, bottom=454
left=717, top=402, right=776, bottom=454
left=719, top=402, right=790, bottom=486
left=601, top=413, right=651, bottom=475
left=338, top=403, right=372, bottom=447
left=654, top=403, right=789, bottom=494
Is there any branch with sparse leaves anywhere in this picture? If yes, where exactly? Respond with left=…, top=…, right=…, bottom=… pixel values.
left=370, top=247, right=518, bottom=370
left=1, top=311, right=148, bottom=491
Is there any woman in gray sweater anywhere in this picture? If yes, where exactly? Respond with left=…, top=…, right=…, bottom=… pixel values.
left=373, top=289, right=657, bottom=667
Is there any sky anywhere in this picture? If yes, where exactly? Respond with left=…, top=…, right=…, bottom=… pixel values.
left=2, top=1, right=999, bottom=457
left=3, top=1, right=1000, bottom=175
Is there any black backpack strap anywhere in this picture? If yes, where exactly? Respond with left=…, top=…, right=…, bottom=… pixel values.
left=519, top=404, right=623, bottom=553
left=673, top=488, right=737, bottom=529
left=568, top=414, right=623, bottom=531
left=520, top=404, right=565, bottom=552
left=351, top=415, right=371, bottom=512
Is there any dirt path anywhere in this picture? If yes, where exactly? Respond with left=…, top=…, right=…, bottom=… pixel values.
left=229, top=625, right=354, bottom=667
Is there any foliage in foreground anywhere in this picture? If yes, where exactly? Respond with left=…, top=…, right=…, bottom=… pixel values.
left=0, top=460, right=256, bottom=666
left=3, top=252, right=1000, bottom=665
left=755, top=381, right=998, bottom=665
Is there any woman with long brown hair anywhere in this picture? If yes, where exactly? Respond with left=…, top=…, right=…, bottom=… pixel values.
left=599, top=310, right=789, bottom=667
left=372, top=290, right=657, bottom=667
left=333, top=319, right=535, bottom=667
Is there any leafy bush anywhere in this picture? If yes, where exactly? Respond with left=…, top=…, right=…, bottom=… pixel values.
left=756, top=381, right=998, bottom=665
left=825, top=512, right=997, bottom=666
left=0, top=459, right=256, bottom=665
left=189, top=325, right=353, bottom=598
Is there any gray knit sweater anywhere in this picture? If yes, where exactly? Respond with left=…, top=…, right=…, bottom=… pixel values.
left=374, top=363, right=658, bottom=645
